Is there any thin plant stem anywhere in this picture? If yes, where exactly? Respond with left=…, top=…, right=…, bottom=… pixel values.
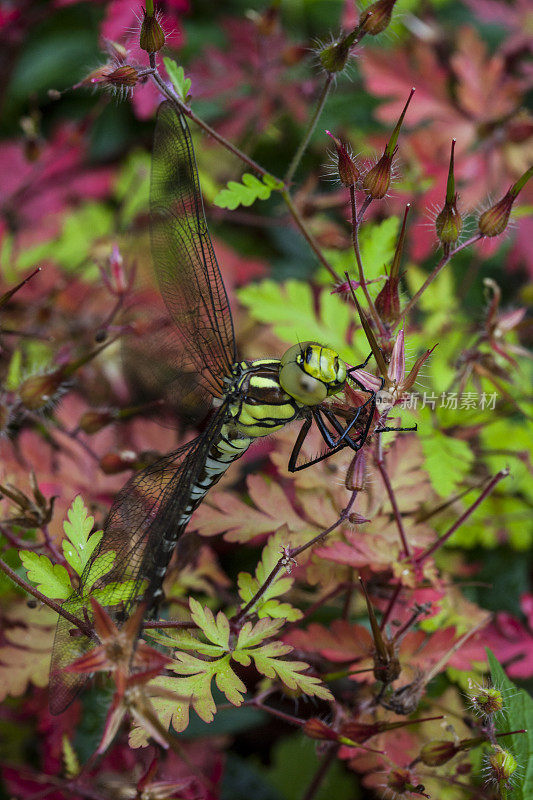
left=399, top=234, right=482, bottom=320
left=374, top=447, right=412, bottom=559
left=380, top=583, right=402, bottom=630
left=416, top=468, right=509, bottom=564
left=234, top=491, right=358, bottom=623
left=349, top=187, right=385, bottom=335
left=150, top=70, right=275, bottom=180
left=150, top=65, right=340, bottom=283
left=0, top=556, right=90, bottom=635
left=285, top=73, right=334, bottom=185
left=300, top=745, right=338, bottom=800
left=281, top=190, right=340, bottom=281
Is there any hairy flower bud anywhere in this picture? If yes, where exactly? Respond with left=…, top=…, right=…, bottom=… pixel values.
left=363, top=89, right=414, bottom=199
left=435, top=139, right=462, bottom=248
left=359, top=0, right=399, bottom=36
left=303, top=718, right=339, bottom=741
left=326, top=131, right=360, bottom=187
left=362, top=152, right=393, bottom=199
left=318, top=28, right=359, bottom=74
left=468, top=682, right=504, bottom=718
left=140, top=6, right=165, bottom=53
left=487, top=747, right=518, bottom=784
left=478, top=166, right=532, bottom=237
left=376, top=204, right=409, bottom=323
left=19, top=370, right=65, bottom=411
left=93, top=65, right=139, bottom=88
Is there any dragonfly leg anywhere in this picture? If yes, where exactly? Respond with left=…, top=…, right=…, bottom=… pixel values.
left=346, top=351, right=373, bottom=374
left=375, top=423, right=418, bottom=434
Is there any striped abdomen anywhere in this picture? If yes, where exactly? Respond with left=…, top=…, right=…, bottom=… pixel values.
left=149, top=359, right=298, bottom=602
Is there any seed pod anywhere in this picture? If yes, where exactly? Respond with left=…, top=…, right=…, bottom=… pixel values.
left=363, top=89, right=414, bottom=199
left=435, top=140, right=462, bottom=248
left=478, top=166, right=532, bottom=237
left=19, top=370, right=65, bottom=411
left=326, top=131, right=360, bottom=187
left=140, top=7, right=165, bottom=54
left=359, top=0, right=399, bottom=36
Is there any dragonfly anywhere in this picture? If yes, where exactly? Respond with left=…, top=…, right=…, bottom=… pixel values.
left=49, top=101, right=381, bottom=714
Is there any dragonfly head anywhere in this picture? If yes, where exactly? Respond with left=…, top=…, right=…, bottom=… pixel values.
left=279, top=341, right=347, bottom=406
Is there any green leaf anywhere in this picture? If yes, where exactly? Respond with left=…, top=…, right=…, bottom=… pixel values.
left=421, top=430, right=474, bottom=497
left=62, top=496, right=101, bottom=576
left=237, top=281, right=355, bottom=362
left=5, top=349, right=22, bottom=391
left=358, top=216, right=399, bottom=280
left=487, top=649, right=533, bottom=800
left=214, top=173, right=283, bottom=210
left=189, top=597, right=230, bottom=649
left=237, top=531, right=303, bottom=622
left=19, top=551, right=71, bottom=599
left=163, top=57, right=191, bottom=102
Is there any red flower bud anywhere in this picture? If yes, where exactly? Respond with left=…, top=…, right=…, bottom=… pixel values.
left=419, top=739, right=459, bottom=766
left=326, top=131, right=360, bottom=187
left=362, top=153, right=393, bottom=199
left=99, top=450, right=138, bottom=474
left=92, top=65, right=139, bottom=88
left=375, top=204, right=409, bottom=323
left=19, top=370, right=66, bottom=411
left=140, top=7, right=165, bottom=54
left=478, top=166, right=532, bottom=237
left=79, top=410, right=116, bottom=434
left=303, top=718, right=339, bottom=741
left=359, top=0, right=399, bottom=36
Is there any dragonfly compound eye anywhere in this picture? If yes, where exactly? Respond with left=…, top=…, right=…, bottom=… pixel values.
left=280, top=341, right=346, bottom=405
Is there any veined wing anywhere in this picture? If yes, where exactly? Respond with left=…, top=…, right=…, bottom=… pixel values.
left=49, top=410, right=228, bottom=714
left=150, top=101, right=237, bottom=403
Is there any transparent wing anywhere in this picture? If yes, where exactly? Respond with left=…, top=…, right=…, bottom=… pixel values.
left=149, top=101, right=237, bottom=403
left=49, top=411, right=227, bottom=714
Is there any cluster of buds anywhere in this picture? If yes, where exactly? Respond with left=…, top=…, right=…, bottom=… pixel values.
left=318, top=0, right=399, bottom=75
